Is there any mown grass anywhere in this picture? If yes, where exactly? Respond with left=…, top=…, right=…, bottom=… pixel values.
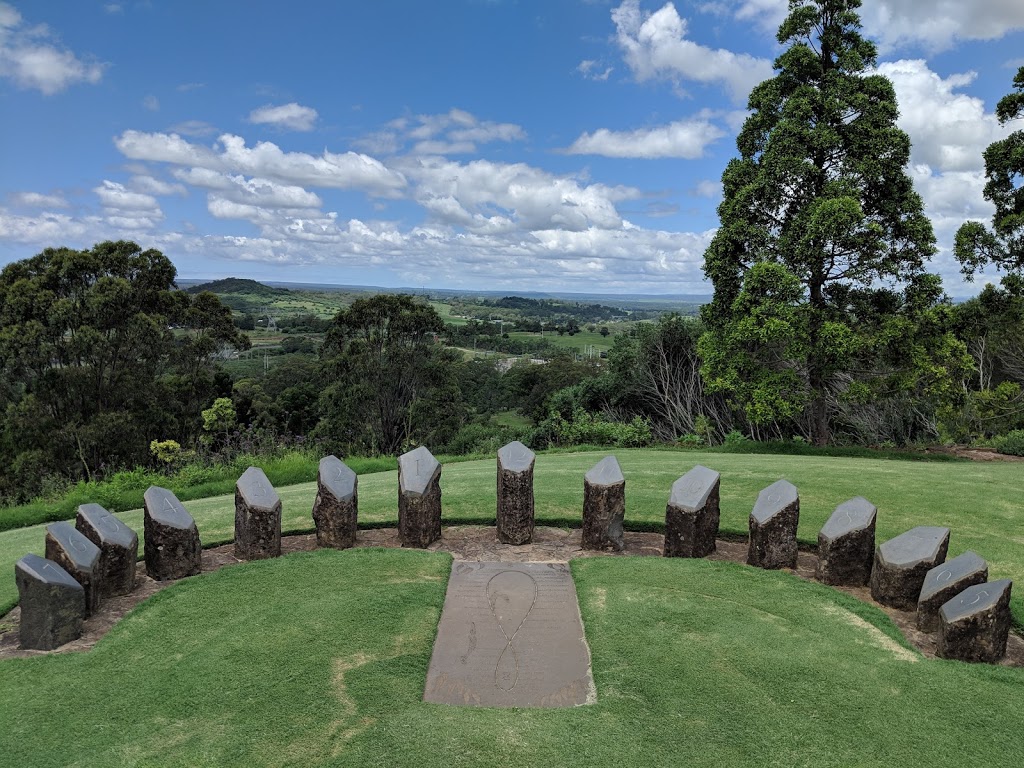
left=1, top=551, right=1021, bottom=766
left=508, top=329, right=614, bottom=353
left=1, top=450, right=1022, bottom=623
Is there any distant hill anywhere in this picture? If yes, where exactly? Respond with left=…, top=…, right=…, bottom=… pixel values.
left=184, top=277, right=289, bottom=297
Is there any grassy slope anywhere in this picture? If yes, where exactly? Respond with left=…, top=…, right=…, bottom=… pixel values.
left=1, top=551, right=1021, bottom=767
left=508, top=329, right=614, bottom=353
left=1, top=449, right=1022, bottom=620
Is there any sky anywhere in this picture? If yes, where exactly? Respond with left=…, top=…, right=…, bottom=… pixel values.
left=1, top=0, right=1023, bottom=295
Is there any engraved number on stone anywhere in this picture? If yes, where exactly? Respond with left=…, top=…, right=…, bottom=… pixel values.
left=967, top=589, right=989, bottom=606
left=68, top=534, right=87, bottom=552
left=253, top=479, right=267, bottom=497
left=99, top=513, right=120, bottom=532
left=335, top=468, right=346, bottom=482
left=936, top=569, right=952, bottom=583
left=686, top=479, right=702, bottom=496
left=767, top=493, right=781, bottom=504
left=486, top=570, right=538, bottom=692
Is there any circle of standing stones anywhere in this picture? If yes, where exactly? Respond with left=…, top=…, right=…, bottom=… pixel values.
left=12, top=443, right=1015, bottom=663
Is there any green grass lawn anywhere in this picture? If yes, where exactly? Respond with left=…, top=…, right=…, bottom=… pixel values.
left=507, top=329, right=614, bottom=354
left=1, top=450, right=1023, bottom=620
left=1, top=550, right=1021, bottom=766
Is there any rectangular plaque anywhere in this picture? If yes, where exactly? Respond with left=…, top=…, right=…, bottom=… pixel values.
left=424, top=561, right=596, bottom=708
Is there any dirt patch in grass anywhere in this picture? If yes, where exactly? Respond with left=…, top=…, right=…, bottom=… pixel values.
left=2, top=525, right=1021, bottom=667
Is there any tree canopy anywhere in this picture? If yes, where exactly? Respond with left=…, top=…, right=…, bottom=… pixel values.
left=699, top=0, right=947, bottom=444
left=0, top=241, right=247, bottom=501
left=955, top=66, right=1024, bottom=279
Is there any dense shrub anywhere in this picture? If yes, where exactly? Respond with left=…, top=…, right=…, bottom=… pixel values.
left=993, top=430, right=1024, bottom=457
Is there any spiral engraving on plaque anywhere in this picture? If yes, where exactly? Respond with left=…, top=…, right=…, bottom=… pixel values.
left=486, top=570, right=538, bottom=691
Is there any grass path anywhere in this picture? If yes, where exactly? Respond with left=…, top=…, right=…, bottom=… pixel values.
left=1, top=450, right=1022, bottom=620
left=1, top=551, right=1022, bottom=766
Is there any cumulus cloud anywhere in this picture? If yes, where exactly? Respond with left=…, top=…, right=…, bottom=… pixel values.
left=114, top=130, right=407, bottom=195
left=0, top=3, right=105, bottom=94
left=577, top=59, right=613, bottom=81
left=172, top=168, right=322, bottom=209
left=611, top=0, right=773, bottom=103
left=248, top=102, right=319, bottom=131
left=354, top=109, right=526, bottom=156
left=93, top=180, right=163, bottom=230
left=9, top=191, right=68, bottom=208
left=130, top=175, right=187, bottom=197
left=566, top=116, right=725, bottom=158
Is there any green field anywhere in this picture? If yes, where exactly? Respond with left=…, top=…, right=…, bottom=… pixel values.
left=1, top=548, right=1022, bottom=766
left=508, top=329, right=615, bottom=354
left=430, top=301, right=469, bottom=326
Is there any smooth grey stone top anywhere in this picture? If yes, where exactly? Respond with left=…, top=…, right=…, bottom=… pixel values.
left=585, top=456, right=623, bottom=487
left=319, top=455, right=356, bottom=500
left=144, top=486, right=195, bottom=530
left=877, top=526, right=950, bottom=568
left=16, top=553, right=83, bottom=590
left=939, top=579, right=1012, bottom=623
left=751, top=479, right=798, bottom=524
left=498, top=441, right=536, bottom=473
left=669, top=465, right=719, bottom=511
left=78, top=503, right=137, bottom=548
left=920, top=551, right=988, bottom=602
left=399, top=446, right=440, bottom=496
left=237, top=466, right=280, bottom=511
left=820, top=497, right=877, bottom=541
left=46, top=521, right=100, bottom=570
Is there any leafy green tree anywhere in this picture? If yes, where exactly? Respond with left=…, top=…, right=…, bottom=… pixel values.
left=316, top=295, right=464, bottom=455
left=0, top=241, right=246, bottom=501
left=955, top=67, right=1024, bottom=278
left=700, top=0, right=938, bottom=444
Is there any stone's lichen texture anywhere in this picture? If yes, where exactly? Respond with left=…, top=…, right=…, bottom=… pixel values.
left=75, top=503, right=138, bottom=597
left=917, top=551, right=988, bottom=632
left=15, top=554, right=85, bottom=650
left=869, top=526, right=950, bottom=610
left=234, top=466, right=282, bottom=560
left=44, top=521, right=101, bottom=616
left=815, top=497, right=877, bottom=586
left=664, top=465, right=720, bottom=558
left=496, top=441, right=536, bottom=545
left=312, top=455, right=358, bottom=549
left=398, top=446, right=442, bottom=548
left=747, top=479, right=799, bottom=569
left=582, top=456, right=625, bottom=551
left=143, top=486, right=201, bottom=581
left=938, top=579, right=1013, bottom=663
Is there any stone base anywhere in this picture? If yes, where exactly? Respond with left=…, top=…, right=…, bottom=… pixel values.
left=664, top=501, right=718, bottom=558
left=399, top=485, right=442, bottom=548
left=312, top=489, right=358, bottom=549
left=497, top=466, right=535, bottom=545
left=15, top=555, right=85, bottom=651
left=938, top=580, right=1012, bottom=663
left=75, top=505, right=138, bottom=597
left=234, top=499, right=283, bottom=559
left=747, top=503, right=799, bottom=569
left=143, top=518, right=201, bottom=580
left=582, top=485, right=625, bottom=551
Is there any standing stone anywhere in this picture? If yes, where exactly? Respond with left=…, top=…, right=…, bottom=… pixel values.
left=44, top=521, right=101, bottom=616
left=664, top=465, right=720, bottom=558
left=917, top=551, right=988, bottom=632
left=75, top=503, right=138, bottom=597
left=398, top=446, right=442, bottom=548
left=938, top=579, right=1013, bottom=663
left=582, top=456, right=625, bottom=551
left=235, top=466, right=282, bottom=560
left=496, top=441, right=535, bottom=545
left=815, top=497, right=877, bottom=586
left=312, top=456, right=358, bottom=549
left=869, top=526, right=950, bottom=610
left=747, top=479, right=799, bottom=570
left=15, top=554, right=85, bottom=650
left=143, top=486, right=201, bottom=580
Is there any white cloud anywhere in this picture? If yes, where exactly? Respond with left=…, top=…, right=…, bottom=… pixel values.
left=354, top=109, right=526, bottom=156
left=248, top=102, right=319, bottom=132
left=114, top=130, right=407, bottom=196
left=104, top=4, right=122, bottom=13
left=9, top=191, right=68, bottom=208
left=173, top=168, right=322, bottom=209
left=130, top=175, right=187, bottom=197
left=142, top=94, right=159, bottom=111
left=566, top=116, right=725, bottom=158
left=170, top=120, right=217, bottom=137
left=577, top=59, right=614, bottom=81
left=611, top=0, right=773, bottom=103
left=93, top=180, right=163, bottom=230
left=0, top=3, right=105, bottom=94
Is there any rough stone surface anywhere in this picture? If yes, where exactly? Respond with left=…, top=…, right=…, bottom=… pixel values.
left=496, top=441, right=536, bottom=545
left=815, top=497, right=877, bottom=586
left=917, top=551, right=988, bottom=632
left=234, top=466, right=282, bottom=560
left=44, top=522, right=101, bottom=616
left=582, top=456, right=625, bottom=551
left=664, top=465, right=720, bottom=558
left=424, top=561, right=596, bottom=707
left=15, top=554, right=85, bottom=650
left=75, top=503, right=138, bottom=597
left=869, top=526, right=950, bottom=610
left=312, top=455, right=358, bottom=549
left=398, top=446, right=442, bottom=548
left=143, top=486, right=201, bottom=580
left=747, top=479, right=799, bottom=569
left=938, top=579, right=1013, bottom=663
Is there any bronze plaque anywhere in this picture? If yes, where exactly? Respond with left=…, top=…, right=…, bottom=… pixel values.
left=424, top=561, right=595, bottom=708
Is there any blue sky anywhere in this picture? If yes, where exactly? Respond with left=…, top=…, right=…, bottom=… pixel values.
left=1, top=0, right=1022, bottom=295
